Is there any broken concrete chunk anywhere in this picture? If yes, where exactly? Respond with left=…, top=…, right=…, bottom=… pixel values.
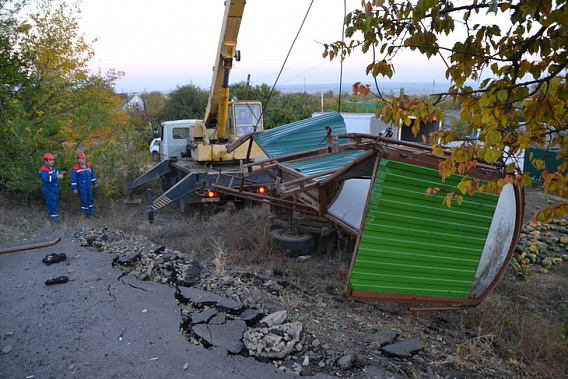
left=42, top=253, right=66, bottom=265
left=152, top=245, right=166, bottom=254
left=209, top=313, right=227, bottom=325
left=192, top=319, right=247, bottom=354
left=112, top=252, right=142, bottom=266
left=44, top=276, right=69, bottom=285
left=176, top=259, right=201, bottom=287
left=243, top=322, right=303, bottom=359
left=177, top=287, right=243, bottom=313
left=367, top=329, right=400, bottom=349
left=238, top=308, right=264, bottom=326
left=381, top=338, right=424, bottom=358
left=190, top=308, right=218, bottom=325
left=337, top=354, right=356, bottom=369
left=259, top=310, right=287, bottom=327
left=262, top=280, right=283, bottom=293
left=191, top=324, right=212, bottom=348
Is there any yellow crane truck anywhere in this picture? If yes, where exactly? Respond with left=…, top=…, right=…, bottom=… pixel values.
left=129, top=0, right=273, bottom=216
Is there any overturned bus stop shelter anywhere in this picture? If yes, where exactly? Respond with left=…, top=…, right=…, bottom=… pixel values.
left=218, top=112, right=525, bottom=310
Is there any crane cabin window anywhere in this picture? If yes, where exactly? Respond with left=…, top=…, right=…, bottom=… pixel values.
left=234, top=103, right=263, bottom=138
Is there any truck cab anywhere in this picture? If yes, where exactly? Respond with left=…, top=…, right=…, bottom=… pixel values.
left=159, top=119, right=199, bottom=160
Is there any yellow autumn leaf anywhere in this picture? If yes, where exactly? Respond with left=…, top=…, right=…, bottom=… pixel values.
left=456, top=195, right=464, bottom=205
left=485, top=130, right=502, bottom=145
left=432, top=146, right=444, bottom=157
left=484, top=148, right=502, bottom=163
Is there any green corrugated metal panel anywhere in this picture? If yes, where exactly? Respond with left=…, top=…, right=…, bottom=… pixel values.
left=284, top=150, right=367, bottom=177
left=254, top=112, right=348, bottom=158
left=348, top=159, right=499, bottom=299
left=523, top=147, right=562, bottom=180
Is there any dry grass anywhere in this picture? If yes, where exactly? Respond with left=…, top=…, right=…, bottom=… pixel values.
left=0, top=196, right=48, bottom=244
left=278, top=288, right=305, bottom=309
left=211, top=239, right=227, bottom=275
left=0, top=194, right=147, bottom=244
left=142, top=202, right=279, bottom=264
left=462, top=271, right=568, bottom=378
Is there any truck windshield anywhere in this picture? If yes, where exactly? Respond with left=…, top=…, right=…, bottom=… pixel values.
left=235, top=103, right=262, bottom=137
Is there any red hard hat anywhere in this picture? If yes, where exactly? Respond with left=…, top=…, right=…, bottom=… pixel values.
left=77, top=153, right=86, bottom=159
left=43, top=153, right=54, bottom=160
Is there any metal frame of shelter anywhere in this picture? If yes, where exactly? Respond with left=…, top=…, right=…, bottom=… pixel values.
left=217, top=113, right=525, bottom=310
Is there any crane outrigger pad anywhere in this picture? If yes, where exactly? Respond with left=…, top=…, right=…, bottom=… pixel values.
left=215, top=113, right=524, bottom=308
left=150, top=172, right=202, bottom=211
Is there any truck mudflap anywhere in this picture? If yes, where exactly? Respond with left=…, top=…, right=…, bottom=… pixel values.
left=129, top=160, right=172, bottom=190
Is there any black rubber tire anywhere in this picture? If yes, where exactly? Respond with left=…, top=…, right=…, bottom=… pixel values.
left=270, top=229, right=314, bottom=257
left=152, top=152, right=159, bottom=162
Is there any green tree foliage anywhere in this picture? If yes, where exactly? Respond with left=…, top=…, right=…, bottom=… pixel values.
left=156, top=81, right=317, bottom=130
left=126, top=91, right=166, bottom=143
left=230, top=81, right=274, bottom=103
left=325, top=0, right=567, bottom=219
left=340, top=99, right=380, bottom=113
left=157, top=85, right=208, bottom=121
left=0, top=0, right=28, bottom=112
left=230, top=81, right=319, bottom=129
left=263, top=92, right=319, bottom=129
left=0, top=1, right=136, bottom=198
left=141, top=91, right=166, bottom=126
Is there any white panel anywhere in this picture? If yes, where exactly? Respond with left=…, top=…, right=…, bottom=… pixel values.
left=328, top=179, right=371, bottom=230
left=471, top=184, right=518, bottom=297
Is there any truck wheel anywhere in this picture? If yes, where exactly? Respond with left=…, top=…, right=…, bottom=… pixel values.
left=152, top=152, right=159, bottom=162
left=270, top=229, right=314, bottom=257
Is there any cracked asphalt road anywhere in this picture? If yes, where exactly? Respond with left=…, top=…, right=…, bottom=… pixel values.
left=0, top=228, right=314, bottom=379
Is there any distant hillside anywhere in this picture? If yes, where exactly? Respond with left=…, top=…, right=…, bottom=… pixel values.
left=275, top=81, right=453, bottom=95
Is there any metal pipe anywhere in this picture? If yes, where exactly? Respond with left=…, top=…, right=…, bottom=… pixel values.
left=0, top=238, right=61, bottom=255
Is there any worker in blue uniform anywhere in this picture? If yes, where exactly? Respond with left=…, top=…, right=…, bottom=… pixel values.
left=39, top=152, right=64, bottom=223
left=71, top=152, right=98, bottom=216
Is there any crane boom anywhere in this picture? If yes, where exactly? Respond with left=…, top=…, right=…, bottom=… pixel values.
left=204, top=0, right=246, bottom=140
left=187, top=0, right=264, bottom=162
left=128, top=0, right=268, bottom=218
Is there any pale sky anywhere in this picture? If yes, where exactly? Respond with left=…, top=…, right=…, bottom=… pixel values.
left=79, top=0, right=451, bottom=93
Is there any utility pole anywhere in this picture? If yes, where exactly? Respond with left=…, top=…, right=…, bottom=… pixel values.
left=245, top=74, right=250, bottom=100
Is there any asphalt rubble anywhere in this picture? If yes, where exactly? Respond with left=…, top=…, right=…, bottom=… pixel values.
left=0, top=226, right=425, bottom=379
left=74, top=227, right=415, bottom=378
left=0, top=227, right=333, bottom=379
left=3, top=226, right=551, bottom=378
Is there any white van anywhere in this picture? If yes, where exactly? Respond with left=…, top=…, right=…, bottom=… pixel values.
left=149, top=138, right=161, bottom=161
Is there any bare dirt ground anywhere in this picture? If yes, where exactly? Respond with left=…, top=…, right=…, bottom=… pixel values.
left=1, top=186, right=567, bottom=378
